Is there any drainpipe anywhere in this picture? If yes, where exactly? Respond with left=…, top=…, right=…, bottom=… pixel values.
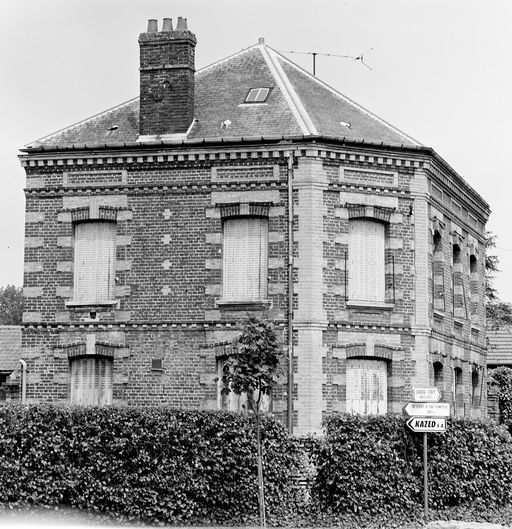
left=287, top=150, right=295, bottom=433
left=19, top=359, right=27, bottom=404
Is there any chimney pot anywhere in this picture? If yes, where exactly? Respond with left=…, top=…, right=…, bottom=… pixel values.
left=176, top=17, right=188, bottom=30
left=147, top=19, right=158, bottom=32
left=258, top=37, right=265, bottom=45
left=162, top=18, right=173, bottom=31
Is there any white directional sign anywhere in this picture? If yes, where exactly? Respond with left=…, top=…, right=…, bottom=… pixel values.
left=407, top=417, right=446, bottom=433
left=413, top=387, right=441, bottom=402
left=403, top=402, right=450, bottom=417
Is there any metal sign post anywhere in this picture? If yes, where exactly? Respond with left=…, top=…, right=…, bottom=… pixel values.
left=405, top=388, right=450, bottom=519
left=423, top=433, right=428, bottom=517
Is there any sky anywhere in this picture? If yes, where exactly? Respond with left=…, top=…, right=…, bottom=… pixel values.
left=1, top=0, right=511, bottom=298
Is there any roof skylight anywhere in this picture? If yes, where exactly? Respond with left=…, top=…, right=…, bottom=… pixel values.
left=245, top=88, right=271, bottom=103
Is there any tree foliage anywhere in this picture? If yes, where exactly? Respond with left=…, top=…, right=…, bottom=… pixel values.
left=0, top=285, right=23, bottom=325
left=221, top=316, right=281, bottom=413
left=489, top=367, right=512, bottom=424
left=485, top=232, right=512, bottom=330
left=221, top=316, right=283, bottom=528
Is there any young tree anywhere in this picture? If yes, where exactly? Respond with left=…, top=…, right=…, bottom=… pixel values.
left=221, top=316, right=283, bottom=528
left=485, top=232, right=512, bottom=330
left=0, top=285, right=23, bottom=325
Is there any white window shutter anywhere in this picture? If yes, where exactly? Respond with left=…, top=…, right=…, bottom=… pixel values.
left=74, top=222, right=116, bottom=303
left=346, top=359, right=387, bottom=415
left=223, top=217, right=268, bottom=301
left=349, top=220, right=385, bottom=302
left=70, top=357, right=113, bottom=406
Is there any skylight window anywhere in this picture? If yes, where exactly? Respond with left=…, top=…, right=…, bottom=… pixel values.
left=245, top=88, right=271, bottom=103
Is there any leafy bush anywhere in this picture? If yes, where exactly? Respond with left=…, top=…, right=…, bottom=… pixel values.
left=314, top=415, right=421, bottom=517
left=0, top=405, right=303, bottom=524
left=489, top=366, right=512, bottom=424
left=313, top=414, right=512, bottom=518
left=2, top=407, right=512, bottom=526
left=427, top=418, right=512, bottom=508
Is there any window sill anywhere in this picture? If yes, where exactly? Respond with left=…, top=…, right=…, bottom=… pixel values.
left=346, top=300, right=394, bottom=311
left=217, top=300, right=271, bottom=311
left=433, top=310, right=445, bottom=319
left=65, top=300, right=119, bottom=309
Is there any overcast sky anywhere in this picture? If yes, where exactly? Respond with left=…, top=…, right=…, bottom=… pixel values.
left=1, top=0, right=511, bottom=299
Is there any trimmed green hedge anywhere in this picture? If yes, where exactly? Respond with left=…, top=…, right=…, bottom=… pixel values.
left=0, top=405, right=303, bottom=525
left=313, top=414, right=512, bottom=519
left=2, top=406, right=512, bottom=526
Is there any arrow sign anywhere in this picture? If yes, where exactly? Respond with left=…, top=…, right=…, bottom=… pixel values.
left=407, top=417, right=446, bottom=433
left=403, top=401, right=450, bottom=417
left=413, top=387, right=441, bottom=402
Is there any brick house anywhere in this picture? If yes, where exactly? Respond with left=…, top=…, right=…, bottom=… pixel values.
left=18, top=17, right=489, bottom=433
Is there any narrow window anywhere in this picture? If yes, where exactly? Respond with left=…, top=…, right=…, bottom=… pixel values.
left=73, top=221, right=116, bottom=303
left=346, top=359, right=387, bottom=415
left=472, top=369, right=479, bottom=406
left=454, top=367, right=463, bottom=392
left=70, top=356, right=113, bottom=406
left=433, top=362, right=443, bottom=389
left=222, top=217, right=268, bottom=302
left=348, top=219, right=385, bottom=303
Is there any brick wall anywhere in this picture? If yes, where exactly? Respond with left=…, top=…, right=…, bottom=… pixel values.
left=20, top=142, right=489, bottom=433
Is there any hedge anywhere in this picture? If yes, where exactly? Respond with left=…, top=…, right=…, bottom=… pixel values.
left=0, top=405, right=303, bottom=525
left=313, top=414, right=512, bottom=519
left=2, top=406, right=512, bottom=526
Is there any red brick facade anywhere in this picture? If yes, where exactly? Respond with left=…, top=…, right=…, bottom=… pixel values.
left=18, top=18, right=490, bottom=433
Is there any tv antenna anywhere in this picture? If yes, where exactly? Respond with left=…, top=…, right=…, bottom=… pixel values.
left=279, top=47, right=374, bottom=76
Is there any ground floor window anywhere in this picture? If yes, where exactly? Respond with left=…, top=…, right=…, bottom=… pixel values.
left=346, top=358, right=387, bottom=415
left=70, top=356, right=113, bottom=406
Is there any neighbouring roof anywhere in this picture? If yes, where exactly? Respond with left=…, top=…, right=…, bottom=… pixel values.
left=26, top=42, right=421, bottom=150
left=488, top=328, right=512, bottom=366
left=0, top=326, right=22, bottom=373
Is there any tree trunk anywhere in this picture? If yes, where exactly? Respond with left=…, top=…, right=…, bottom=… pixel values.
left=256, top=411, right=266, bottom=528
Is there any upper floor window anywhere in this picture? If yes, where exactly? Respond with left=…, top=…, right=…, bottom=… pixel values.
left=348, top=219, right=385, bottom=303
left=73, top=221, right=116, bottom=304
left=222, top=217, right=268, bottom=302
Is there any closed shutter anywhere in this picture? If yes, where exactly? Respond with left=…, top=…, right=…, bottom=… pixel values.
left=223, top=217, right=268, bottom=301
left=348, top=220, right=385, bottom=302
left=70, top=357, right=113, bottom=406
left=346, top=359, right=387, bottom=415
left=74, top=222, right=116, bottom=303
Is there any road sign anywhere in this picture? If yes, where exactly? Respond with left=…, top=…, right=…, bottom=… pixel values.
left=413, top=387, right=441, bottom=402
left=403, top=401, right=450, bottom=417
left=407, top=417, right=446, bottom=433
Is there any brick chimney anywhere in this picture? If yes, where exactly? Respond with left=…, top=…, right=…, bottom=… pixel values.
left=138, top=17, right=196, bottom=139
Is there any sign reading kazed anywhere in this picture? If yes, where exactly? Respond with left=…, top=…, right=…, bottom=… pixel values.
left=406, top=417, right=446, bottom=433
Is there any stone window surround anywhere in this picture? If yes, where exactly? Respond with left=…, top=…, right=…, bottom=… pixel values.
left=344, top=204, right=397, bottom=310
left=63, top=205, right=131, bottom=310
left=215, top=201, right=273, bottom=310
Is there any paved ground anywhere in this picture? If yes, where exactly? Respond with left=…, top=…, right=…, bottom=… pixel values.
left=427, top=523, right=510, bottom=529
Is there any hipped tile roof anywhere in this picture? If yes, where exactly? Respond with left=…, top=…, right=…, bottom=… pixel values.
left=27, top=43, right=420, bottom=150
left=0, top=326, right=21, bottom=373
left=488, top=328, right=512, bottom=366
